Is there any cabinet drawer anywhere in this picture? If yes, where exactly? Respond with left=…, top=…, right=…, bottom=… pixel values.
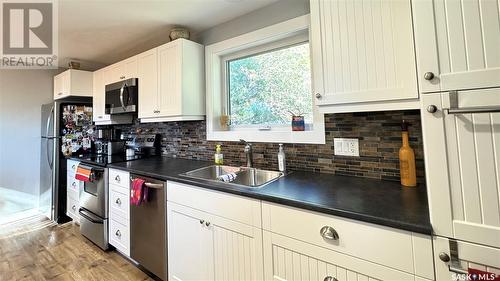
left=109, top=169, right=130, bottom=188
left=262, top=202, right=432, bottom=276
left=263, top=231, right=416, bottom=281
left=109, top=218, right=130, bottom=256
left=109, top=185, right=129, bottom=220
left=167, top=181, right=262, bottom=227
left=67, top=196, right=79, bottom=217
left=67, top=177, right=81, bottom=194
left=67, top=160, right=79, bottom=174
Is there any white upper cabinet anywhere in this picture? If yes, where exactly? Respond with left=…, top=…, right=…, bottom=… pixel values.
left=137, top=48, right=158, bottom=119
left=103, top=56, right=138, bottom=85
left=53, top=69, right=93, bottom=100
left=413, top=0, right=500, bottom=93
left=421, top=89, right=500, bottom=248
left=139, top=39, right=205, bottom=123
left=310, top=0, right=418, bottom=111
left=92, top=69, right=109, bottom=122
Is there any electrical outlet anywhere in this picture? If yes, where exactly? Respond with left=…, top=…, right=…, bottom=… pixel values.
left=334, top=138, right=359, bottom=157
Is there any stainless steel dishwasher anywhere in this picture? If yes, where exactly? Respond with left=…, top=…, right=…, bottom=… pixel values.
left=130, top=174, right=167, bottom=280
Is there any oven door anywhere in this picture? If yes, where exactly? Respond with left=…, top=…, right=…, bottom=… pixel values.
left=79, top=166, right=108, bottom=218
left=105, top=78, right=138, bottom=114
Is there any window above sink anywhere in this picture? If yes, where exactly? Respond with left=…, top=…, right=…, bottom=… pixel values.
left=205, top=15, right=325, bottom=144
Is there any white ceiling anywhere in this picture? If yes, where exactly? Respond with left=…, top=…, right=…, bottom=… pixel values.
left=58, top=0, right=279, bottom=70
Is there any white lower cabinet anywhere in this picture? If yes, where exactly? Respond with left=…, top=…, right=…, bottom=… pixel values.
left=433, top=236, right=500, bottom=281
left=166, top=182, right=435, bottom=281
left=108, top=169, right=131, bottom=257
left=263, top=231, right=416, bottom=281
left=167, top=182, right=264, bottom=281
left=66, top=160, right=81, bottom=224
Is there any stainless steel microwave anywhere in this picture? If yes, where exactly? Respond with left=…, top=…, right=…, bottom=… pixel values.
left=105, top=78, right=138, bottom=114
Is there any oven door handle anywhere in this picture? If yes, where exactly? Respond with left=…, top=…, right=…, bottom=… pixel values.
left=144, top=182, right=164, bottom=189
left=79, top=208, right=103, bottom=224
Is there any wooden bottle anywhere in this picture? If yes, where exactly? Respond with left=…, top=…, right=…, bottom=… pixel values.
left=399, top=120, right=417, bottom=187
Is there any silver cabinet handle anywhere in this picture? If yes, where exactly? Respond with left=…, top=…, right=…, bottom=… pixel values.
left=72, top=205, right=76, bottom=211
left=426, top=105, right=437, bottom=113
left=115, top=198, right=121, bottom=205
left=120, top=76, right=125, bottom=80
left=115, top=230, right=121, bottom=237
left=72, top=182, right=77, bottom=187
left=72, top=165, right=76, bottom=169
left=115, top=175, right=120, bottom=182
left=98, top=116, right=103, bottom=119
left=199, top=220, right=205, bottom=224
left=424, top=72, right=435, bottom=80
left=315, top=93, right=322, bottom=99
left=58, top=92, right=63, bottom=96
left=324, top=277, right=338, bottom=281
left=320, top=226, right=339, bottom=241
left=205, top=221, right=211, bottom=227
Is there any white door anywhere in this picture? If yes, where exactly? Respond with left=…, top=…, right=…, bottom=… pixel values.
left=262, top=231, right=414, bottom=281
left=310, top=0, right=417, bottom=105
left=123, top=56, right=138, bottom=80
left=167, top=203, right=211, bottom=281
left=421, top=89, right=500, bottom=248
left=92, top=69, right=110, bottom=122
left=433, top=237, right=500, bottom=281
left=208, top=213, right=264, bottom=281
left=158, top=41, right=182, bottom=117
left=137, top=49, right=158, bottom=119
left=413, top=0, right=500, bottom=93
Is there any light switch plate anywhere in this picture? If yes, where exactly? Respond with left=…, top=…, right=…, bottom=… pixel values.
left=334, top=138, right=359, bottom=157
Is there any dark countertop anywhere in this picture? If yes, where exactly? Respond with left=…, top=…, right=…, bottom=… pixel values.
left=108, top=156, right=432, bottom=234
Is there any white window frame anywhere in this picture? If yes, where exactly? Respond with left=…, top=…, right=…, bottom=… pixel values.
left=205, top=14, right=325, bottom=144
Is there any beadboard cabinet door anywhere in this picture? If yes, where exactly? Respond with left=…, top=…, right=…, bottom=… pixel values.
left=167, top=203, right=211, bottom=281
left=421, top=90, right=500, bottom=248
left=137, top=49, right=158, bottom=119
left=434, top=237, right=500, bottom=281
left=92, top=69, right=110, bottom=122
left=168, top=202, right=264, bottom=281
left=262, top=231, right=416, bottom=281
left=413, top=0, right=500, bottom=93
left=310, top=0, right=418, bottom=107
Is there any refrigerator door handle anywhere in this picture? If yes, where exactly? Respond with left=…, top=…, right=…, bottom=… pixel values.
left=46, top=106, right=54, bottom=169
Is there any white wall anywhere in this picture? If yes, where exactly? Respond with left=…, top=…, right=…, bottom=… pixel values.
left=0, top=69, right=57, bottom=196
left=195, top=0, right=309, bottom=45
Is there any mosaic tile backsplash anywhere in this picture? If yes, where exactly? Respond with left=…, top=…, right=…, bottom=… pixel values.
left=113, top=110, right=425, bottom=183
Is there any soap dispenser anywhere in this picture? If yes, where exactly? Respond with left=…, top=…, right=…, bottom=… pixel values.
left=278, top=144, right=286, bottom=173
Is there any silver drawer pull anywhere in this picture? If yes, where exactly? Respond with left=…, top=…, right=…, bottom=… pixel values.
left=72, top=165, right=76, bottom=169
left=115, top=230, right=121, bottom=237
left=446, top=91, right=500, bottom=114
left=72, top=182, right=76, bottom=187
left=324, top=277, right=338, bottom=281
left=115, top=198, right=121, bottom=205
left=72, top=205, right=76, bottom=211
left=115, top=175, right=120, bottom=182
left=205, top=221, right=211, bottom=227
left=320, top=226, right=339, bottom=241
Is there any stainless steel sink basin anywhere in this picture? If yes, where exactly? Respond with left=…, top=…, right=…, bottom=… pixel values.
left=181, top=165, right=283, bottom=188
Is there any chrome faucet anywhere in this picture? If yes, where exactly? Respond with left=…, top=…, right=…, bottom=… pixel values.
left=239, top=139, right=253, bottom=168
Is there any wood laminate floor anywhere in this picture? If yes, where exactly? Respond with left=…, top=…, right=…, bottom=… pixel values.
left=0, top=222, right=151, bottom=281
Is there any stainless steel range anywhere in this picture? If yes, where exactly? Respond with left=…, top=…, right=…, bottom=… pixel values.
left=77, top=133, right=160, bottom=250
left=79, top=163, right=109, bottom=250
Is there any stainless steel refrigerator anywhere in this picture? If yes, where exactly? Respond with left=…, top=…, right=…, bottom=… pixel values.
left=40, top=97, right=93, bottom=223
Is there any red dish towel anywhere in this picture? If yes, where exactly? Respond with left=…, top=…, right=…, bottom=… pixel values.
left=131, top=178, right=145, bottom=206
left=75, top=164, right=92, bottom=182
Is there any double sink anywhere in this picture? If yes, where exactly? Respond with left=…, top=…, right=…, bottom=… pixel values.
left=181, top=165, right=284, bottom=188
